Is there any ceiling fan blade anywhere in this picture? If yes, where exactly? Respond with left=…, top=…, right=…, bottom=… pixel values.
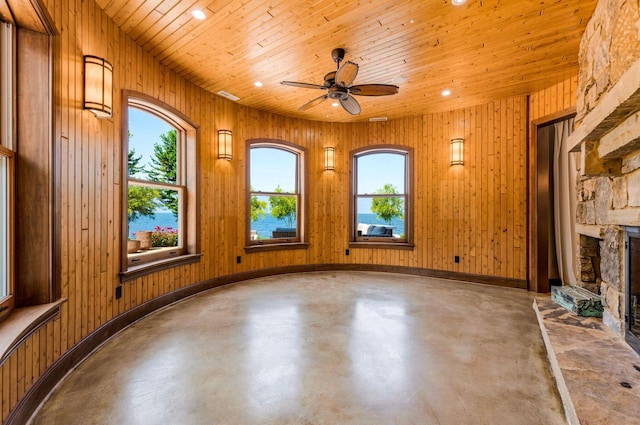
left=350, top=84, right=399, bottom=96
left=340, top=95, right=361, bottom=115
left=298, top=94, right=328, bottom=111
left=281, top=81, right=327, bottom=90
left=335, top=61, right=359, bottom=87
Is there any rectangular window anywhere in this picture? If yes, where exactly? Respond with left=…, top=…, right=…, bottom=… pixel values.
left=0, top=21, right=14, bottom=315
left=0, top=154, right=10, bottom=299
left=353, top=149, right=410, bottom=243
left=248, top=142, right=305, bottom=246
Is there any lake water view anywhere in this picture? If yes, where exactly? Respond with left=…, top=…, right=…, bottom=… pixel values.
left=129, top=212, right=405, bottom=239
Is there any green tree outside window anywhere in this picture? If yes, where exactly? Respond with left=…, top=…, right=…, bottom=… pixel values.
left=268, top=185, right=297, bottom=228
left=371, top=183, right=404, bottom=224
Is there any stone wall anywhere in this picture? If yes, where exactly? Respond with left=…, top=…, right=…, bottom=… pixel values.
left=576, top=0, right=640, bottom=124
left=574, top=0, right=640, bottom=335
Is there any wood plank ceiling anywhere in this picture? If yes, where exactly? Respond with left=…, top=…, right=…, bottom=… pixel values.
left=96, top=0, right=598, bottom=122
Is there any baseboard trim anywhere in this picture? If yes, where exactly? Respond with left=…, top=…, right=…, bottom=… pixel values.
left=10, top=265, right=525, bottom=424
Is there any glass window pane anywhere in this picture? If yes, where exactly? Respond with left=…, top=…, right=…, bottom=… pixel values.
left=356, top=195, right=405, bottom=239
left=357, top=152, right=405, bottom=194
left=250, top=147, right=297, bottom=193
left=128, top=107, right=177, bottom=183
left=128, top=185, right=181, bottom=249
left=0, top=156, right=8, bottom=298
left=250, top=194, right=298, bottom=240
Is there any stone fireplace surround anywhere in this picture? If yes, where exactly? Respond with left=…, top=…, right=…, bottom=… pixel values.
left=568, top=0, right=640, bottom=347
left=570, top=56, right=640, bottom=342
left=570, top=58, right=640, bottom=343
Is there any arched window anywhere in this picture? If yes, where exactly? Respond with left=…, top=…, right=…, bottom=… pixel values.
left=247, top=140, right=306, bottom=247
left=121, top=92, right=200, bottom=279
left=352, top=147, right=412, bottom=245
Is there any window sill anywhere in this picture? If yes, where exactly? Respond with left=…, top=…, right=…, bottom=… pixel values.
left=244, top=242, right=309, bottom=253
left=120, top=253, right=202, bottom=283
left=127, top=246, right=186, bottom=266
left=349, top=241, right=415, bottom=250
left=0, top=298, right=67, bottom=363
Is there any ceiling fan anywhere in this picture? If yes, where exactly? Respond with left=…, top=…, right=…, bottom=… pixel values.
left=281, top=48, right=399, bottom=115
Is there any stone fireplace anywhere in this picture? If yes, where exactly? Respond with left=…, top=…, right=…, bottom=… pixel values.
left=568, top=0, right=640, bottom=350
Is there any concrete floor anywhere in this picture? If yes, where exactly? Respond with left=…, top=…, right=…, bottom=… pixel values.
left=30, top=272, right=566, bottom=425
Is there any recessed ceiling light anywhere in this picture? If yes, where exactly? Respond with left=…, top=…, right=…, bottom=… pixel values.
left=409, top=19, right=415, bottom=24
left=332, top=102, right=339, bottom=107
left=192, top=9, right=206, bottom=20
left=452, top=0, right=467, bottom=5
left=254, top=81, right=263, bottom=87
left=392, top=75, right=407, bottom=84
left=441, top=89, right=452, bottom=97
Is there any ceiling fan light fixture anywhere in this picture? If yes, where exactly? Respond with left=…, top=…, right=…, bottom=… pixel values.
left=282, top=48, right=399, bottom=115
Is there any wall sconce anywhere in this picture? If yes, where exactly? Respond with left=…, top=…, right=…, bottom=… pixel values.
left=83, top=55, right=113, bottom=118
left=450, top=138, right=464, bottom=165
left=218, top=129, right=233, bottom=160
left=324, top=147, right=335, bottom=171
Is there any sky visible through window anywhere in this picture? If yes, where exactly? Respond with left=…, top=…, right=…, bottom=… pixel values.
left=128, top=107, right=173, bottom=176
left=250, top=147, right=296, bottom=192
left=357, top=152, right=406, bottom=215
left=128, top=107, right=176, bottom=235
left=357, top=152, right=405, bottom=193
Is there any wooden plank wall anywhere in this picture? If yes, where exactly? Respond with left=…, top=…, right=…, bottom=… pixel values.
left=529, top=75, right=578, bottom=121
left=0, top=0, right=574, bottom=421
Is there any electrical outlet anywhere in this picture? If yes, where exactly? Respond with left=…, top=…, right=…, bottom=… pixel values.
left=454, top=256, right=460, bottom=263
left=345, top=249, right=350, bottom=256
left=115, top=285, right=122, bottom=299
left=236, top=255, right=242, bottom=264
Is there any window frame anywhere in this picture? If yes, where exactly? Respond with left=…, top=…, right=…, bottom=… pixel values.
left=350, top=146, right=414, bottom=248
left=120, top=91, right=201, bottom=280
left=245, top=139, right=308, bottom=250
left=0, top=21, right=15, bottom=319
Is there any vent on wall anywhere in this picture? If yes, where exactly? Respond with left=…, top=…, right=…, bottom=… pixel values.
left=217, top=90, right=240, bottom=101
left=369, top=117, right=388, bottom=122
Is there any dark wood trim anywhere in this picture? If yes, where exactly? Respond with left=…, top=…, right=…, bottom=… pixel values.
left=526, top=96, right=530, bottom=291
left=348, top=242, right=415, bottom=250
left=536, top=123, right=553, bottom=294
left=244, top=242, right=309, bottom=253
left=528, top=107, right=576, bottom=293
left=119, top=253, right=202, bottom=283
left=245, top=139, right=308, bottom=247
left=5, top=0, right=56, bottom=35
left=349, top=145, right=414, bottom=245
left=7, top=264, right=524, bottom=424
left=15, top=27, right=56, bottom=305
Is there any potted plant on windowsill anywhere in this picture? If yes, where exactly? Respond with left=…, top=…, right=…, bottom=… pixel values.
left=135, top=230, right=153, bottom=250
left=151, top=226, right=179, bottom=247
left=127, top=238, right=141, bottom=253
